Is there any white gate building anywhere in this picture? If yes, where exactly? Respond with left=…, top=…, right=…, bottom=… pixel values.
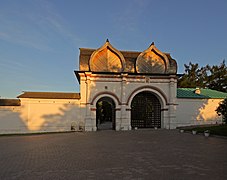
left=75, top=40, right=178, bottom=131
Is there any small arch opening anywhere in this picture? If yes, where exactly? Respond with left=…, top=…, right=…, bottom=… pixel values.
left=96, top=97, right=116, bottom=130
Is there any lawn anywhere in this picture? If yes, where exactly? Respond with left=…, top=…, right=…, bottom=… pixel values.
left=178, top=124, right=227, bottom=137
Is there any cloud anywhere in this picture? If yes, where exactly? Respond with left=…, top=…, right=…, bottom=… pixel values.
left=0, top=0, right=82, bottom=51
left=112, top=0, right=150, bottom=32
left=0, top=58, right=29, bottom=71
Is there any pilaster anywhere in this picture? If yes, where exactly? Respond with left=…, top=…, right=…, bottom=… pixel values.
left=168, top=75, right=177, bottom=129
left=84, top=72, right=95, bottom=131
left=120, top=73, right=131, bottom=130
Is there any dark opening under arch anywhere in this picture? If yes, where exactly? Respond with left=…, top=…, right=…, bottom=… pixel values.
left=131, top=91, right=161, bottom=128
left=96, top=97, right=115, bottom=130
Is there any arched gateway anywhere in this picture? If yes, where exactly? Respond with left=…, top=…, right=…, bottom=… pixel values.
left=96, top=97, right=115, bottom=130
left=131, top=91, right=161, bottom=128
left=75, top=40, right=178, bottom=131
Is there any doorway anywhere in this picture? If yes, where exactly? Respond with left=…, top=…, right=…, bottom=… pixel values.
left=96, top=97, right=115, bottom=130
left=131, top=91, right=161, bottom=128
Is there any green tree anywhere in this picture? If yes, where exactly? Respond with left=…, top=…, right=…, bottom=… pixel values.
left=216, top=98, right=227, bottom=123
left=178, top=60, right=227, bottom=92
left=206, top=60, right=227, bottom=92
left=178, top=62, right=208, bottom=88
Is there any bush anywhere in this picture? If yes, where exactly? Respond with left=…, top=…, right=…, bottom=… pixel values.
left=216, top=98, right=227, bottom=123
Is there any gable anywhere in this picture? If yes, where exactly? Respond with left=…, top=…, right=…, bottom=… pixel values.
left=79, top=41, right=177, bottom=75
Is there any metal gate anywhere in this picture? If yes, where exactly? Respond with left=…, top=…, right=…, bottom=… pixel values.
left=131, top=91, right=161, bottom=128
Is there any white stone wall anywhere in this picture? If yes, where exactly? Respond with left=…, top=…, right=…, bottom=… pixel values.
left=0, top=98, right=81, bottom=134
left=2, top=72, right=224, bottom=134
left=175, top=98, right=223, bottom=127
left=0, top=92, right=224, bottom=134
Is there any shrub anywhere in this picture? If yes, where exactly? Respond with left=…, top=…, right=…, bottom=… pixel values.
left=216, top=98, right=227, bottom=123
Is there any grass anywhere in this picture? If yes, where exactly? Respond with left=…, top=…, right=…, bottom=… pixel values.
left=178, top=124, right=227, bottom=136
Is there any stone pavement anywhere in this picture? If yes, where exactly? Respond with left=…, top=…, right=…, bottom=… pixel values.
left=0, top=130, right=227, bottom=180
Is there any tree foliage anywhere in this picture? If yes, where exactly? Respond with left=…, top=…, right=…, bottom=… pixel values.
left=178, top=60, right=227, bottom=92
left=216, top=98, right=227, bottom=123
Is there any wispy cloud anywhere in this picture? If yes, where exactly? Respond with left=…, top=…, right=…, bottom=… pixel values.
left=0, top=58, right=30, bottom=71
left=33, top=0, right=83, bottom=46
left=0, top=56, right=58, bottom=92
left=0, top=0, right=82, bottom=51
left=112, top=0, right=150, bottom=32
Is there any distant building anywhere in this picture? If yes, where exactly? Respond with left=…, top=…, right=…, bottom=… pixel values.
left=0, top=41, right=226, bottom=134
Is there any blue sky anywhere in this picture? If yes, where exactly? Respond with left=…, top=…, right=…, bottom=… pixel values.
left=0, top=0, right=227, bottom=98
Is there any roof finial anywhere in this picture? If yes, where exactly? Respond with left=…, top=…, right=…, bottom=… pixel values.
left=149, top=42, right=155, bottom=47
left=106, top=39, right=109, bottom=42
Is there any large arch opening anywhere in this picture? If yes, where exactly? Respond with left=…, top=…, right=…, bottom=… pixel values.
left=96, top=96, right=116, bottom=130
left=131, top=91, right=161, bottom=128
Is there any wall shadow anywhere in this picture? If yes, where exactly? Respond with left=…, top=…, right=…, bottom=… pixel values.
left=176, top=98, right=223, bottom=126
left=0, top=105, right=29, bottom=134
left=0, top=99, right=85, bottom=134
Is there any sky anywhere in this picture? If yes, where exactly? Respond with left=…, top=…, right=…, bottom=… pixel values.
left=0, top=0, right=227, bottom=98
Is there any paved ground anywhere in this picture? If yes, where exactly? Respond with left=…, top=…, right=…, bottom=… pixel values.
left=0, top=130, right=227, bottom=180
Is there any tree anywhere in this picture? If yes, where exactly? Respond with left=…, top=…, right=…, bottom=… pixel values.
left=178, top=62, right=208, bottom=88
left=216, top=98, right=227, bottom=123
left=206, top=60, right=227, bottom=92
left=178, top=60, right=227, bottom=92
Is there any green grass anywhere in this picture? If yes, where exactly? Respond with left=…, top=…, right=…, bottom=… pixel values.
left=179, top=124, right=227, bottom=136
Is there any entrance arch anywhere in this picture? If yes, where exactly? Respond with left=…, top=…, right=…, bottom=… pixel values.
left=96, top=97, right=115, bottom=130
left=131, top=91, right=161, bottom=128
